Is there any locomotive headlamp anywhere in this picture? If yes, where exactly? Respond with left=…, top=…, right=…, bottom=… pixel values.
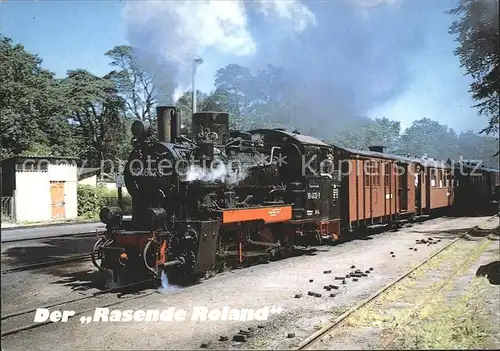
left=99, top=206, right=123, bottom=225
left=131, top=120, right=151, bottom=139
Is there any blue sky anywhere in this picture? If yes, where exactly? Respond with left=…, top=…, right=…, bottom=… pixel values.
left=0, top=0, right=489, bottom=134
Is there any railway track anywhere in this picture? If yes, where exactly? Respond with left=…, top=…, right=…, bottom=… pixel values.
left=1, top=231, right=98, bottom=244
left=295, top=215, right=499, bottom=350
left=1, top=278, right=157, bottom=338
left=1, top=253, right=92, bottom=275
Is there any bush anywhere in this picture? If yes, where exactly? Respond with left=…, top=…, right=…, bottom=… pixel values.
left=77, top=184, right=133, bottom=219
left=102, top=190, right=132, bottom=214
left=77, top=185, right=106, bottom=219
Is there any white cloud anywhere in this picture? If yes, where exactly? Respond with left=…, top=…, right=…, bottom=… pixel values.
left=353, top=0, right=399, bottom=9
left=256, top=0, right=317, bottom=31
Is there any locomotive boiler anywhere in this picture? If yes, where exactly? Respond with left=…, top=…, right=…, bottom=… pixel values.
left=92, top=105, right=343, bottom=284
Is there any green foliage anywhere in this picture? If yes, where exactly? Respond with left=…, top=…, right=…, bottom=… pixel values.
left=1, top=34, right=498, bottom=172
left=175, top=90, right=209, bottom=133
left=105, top=45, right=157, bottom=121
left=77, top=184, right=105, bottom=219
left=100, top=187, right=133, bottom=214
left=448, top=0, right=499, bottom=137
left=399, top=118, right=499, bottom=167
left=77, top=184, right=132, bottom=219
left=62, top=69, right=128, bottom=168
left=334, top=117, right=402, bottom=153
left=0, top=35, right=77, bottom=159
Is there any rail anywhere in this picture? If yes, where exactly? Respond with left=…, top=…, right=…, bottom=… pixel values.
left=296, top=215, right=498, bottom=350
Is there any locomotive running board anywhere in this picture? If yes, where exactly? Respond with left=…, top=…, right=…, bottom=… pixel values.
left=219, top=205, right=292, bottom=224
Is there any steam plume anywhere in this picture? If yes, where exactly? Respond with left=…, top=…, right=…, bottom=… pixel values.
left=159, top=270, right=180, bottom=294
left=122, top=0, right=315, bottom=104
left=123, top=0, right=440, bottom=138
left=185, top=162, right=249, bottom=184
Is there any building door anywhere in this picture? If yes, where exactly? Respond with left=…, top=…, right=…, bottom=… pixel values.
left=50, top=181, right=65, bottom=219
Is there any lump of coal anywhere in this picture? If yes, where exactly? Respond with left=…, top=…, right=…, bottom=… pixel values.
left=219, top=336, right=229, bottom=341
left=324, top=270, right=332, bottom=274
left=233, top=335, right=246, bottom=342
left=287, top=332, right=295, bottom=338
left=239, top=330, right=253, bottom=337
left=295, top=293, right=303, bottom=298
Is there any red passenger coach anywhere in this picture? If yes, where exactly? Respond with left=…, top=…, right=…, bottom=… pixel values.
left=335, top=146, right=418, bottom=231
left=417, top=158, right=456, bottom=214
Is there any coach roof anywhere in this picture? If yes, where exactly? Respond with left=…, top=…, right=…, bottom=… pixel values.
left=338, top=146, right=416, bottom=164
left=250, top=128, right=330, bottom=147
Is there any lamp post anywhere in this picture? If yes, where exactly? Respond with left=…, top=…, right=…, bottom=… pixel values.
left=192, top=56, right=203, bottom=114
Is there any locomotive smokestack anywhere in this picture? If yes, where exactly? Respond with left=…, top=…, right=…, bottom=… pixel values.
left=156, top=106, right=174, bottom=142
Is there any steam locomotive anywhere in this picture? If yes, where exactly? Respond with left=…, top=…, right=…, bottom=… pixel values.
left=93, top=106, right=342, bottom=284
left=92, top=106, right=500, bottom=285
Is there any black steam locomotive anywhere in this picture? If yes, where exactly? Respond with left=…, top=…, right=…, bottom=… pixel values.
left=93, top=106, right=342, bottom=284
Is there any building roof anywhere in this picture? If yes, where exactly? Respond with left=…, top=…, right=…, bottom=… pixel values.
left=1, top=155, right=80, bottom=164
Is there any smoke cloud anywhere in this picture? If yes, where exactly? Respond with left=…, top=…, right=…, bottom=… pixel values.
left=123, top=0, right=440, bottom=137
left=122, top=0, right=314, bottom=104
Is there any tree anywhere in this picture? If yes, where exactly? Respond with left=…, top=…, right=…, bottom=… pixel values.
left=456, top=130, right=499, bottom=167
left=105, top=45, right=156, bottom=122
left=174, top=90, right=208, bottom=133
left=399, top=118, right=459, bottom=160
left=362, top=118, right=402, bottom=153
left=213, top=64, right=257, bottom=129
left=62, top=69, right=127, bottom=169
left=448, top=0, right=499, bottom=138
left=0, top=36, right=76, bottom=159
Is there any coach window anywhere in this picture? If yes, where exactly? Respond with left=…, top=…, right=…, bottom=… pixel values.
left=373, top=162, right=380, bottom=188
left=384, top=163, right=390, bottom=187
left=365, top=160, right=372, bottom=187
left=430, top=169, right=436, bottom=187
left=439, top=170, right=443, bottom=188
left=364, top=163, right=370, bottom=187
